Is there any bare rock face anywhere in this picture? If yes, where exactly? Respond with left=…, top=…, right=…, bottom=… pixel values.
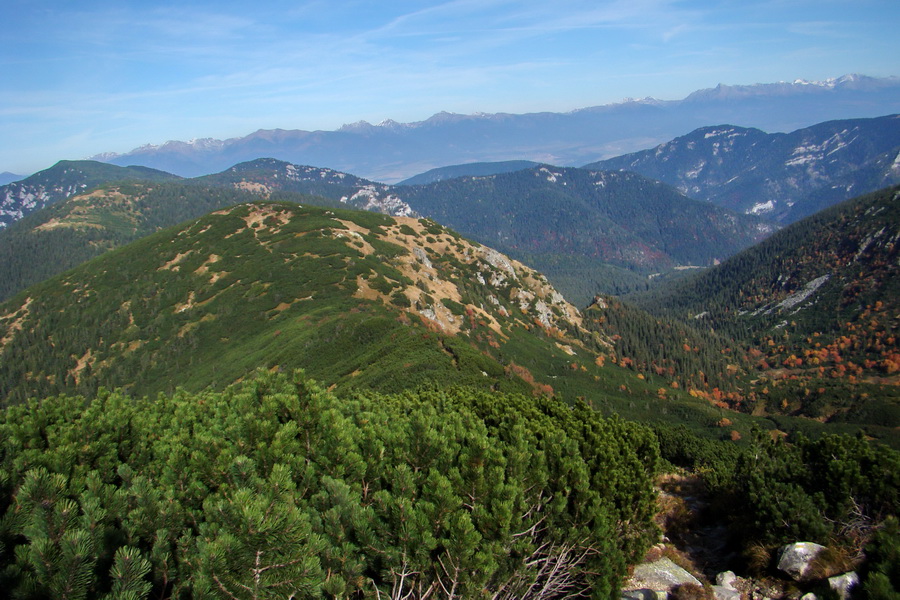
left=777, top=542, right=826, bottom=581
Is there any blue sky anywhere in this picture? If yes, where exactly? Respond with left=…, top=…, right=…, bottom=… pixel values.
left=2, top=0, right=898, bottom=175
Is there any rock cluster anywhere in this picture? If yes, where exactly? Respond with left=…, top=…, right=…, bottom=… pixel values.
left=621, top=542, right=860, bottom=600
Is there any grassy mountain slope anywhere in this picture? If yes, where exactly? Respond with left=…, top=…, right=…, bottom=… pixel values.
left=0, top=160, right=181, bottom=228
left=586, top=115, right=900, bottom=223
left=1, top=201, right=792, bottom=440
left=0, top=201, right=589, bottom=401
left=0, top=181, right=337, bottom=303
left=630, top=185, right=900, bottom=436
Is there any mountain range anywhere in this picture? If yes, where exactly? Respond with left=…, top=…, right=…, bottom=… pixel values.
left=90, top=75, right=900, bottom=182
left=3, top=176, right=897, bottom=448
left=586, top=114, right=900, bottom=223
left=0, top=100, right=896, bottom=447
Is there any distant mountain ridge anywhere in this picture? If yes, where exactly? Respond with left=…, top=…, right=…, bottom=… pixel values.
left=0, top=173, right=23, bottom=186
left=90, top=75, right=900, bottom=182
left=584, top=115, right=900, bottom=223
left=397, top=160, right=541, bottom=186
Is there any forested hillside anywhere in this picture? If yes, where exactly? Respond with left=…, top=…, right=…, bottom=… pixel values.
left=397, top=160, right=541, bottom=185
left=395, top=166, right=774, bottom=305
left=631, top=185, right=900, bottom=438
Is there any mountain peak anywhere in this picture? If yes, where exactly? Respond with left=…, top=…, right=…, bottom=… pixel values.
left=338, top=120, right=375, bottom=132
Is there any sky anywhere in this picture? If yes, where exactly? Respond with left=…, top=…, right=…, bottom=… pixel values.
left=2, top=0, right=898, bottom=175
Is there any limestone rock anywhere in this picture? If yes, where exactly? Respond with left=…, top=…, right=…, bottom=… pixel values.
left=412, top=246, right=432, bottom=269
left=777, top=542, right=826, bottom=581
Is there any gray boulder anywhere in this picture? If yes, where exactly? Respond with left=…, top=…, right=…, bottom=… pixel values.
left=712, top=585, right=741, bottom=600
left=828, top=572, right=859, bottom=600
left=624, top=557, right=702, bottom=595
left=777, top=542, right=826, bottom=581
left=621, top=590, right=667, bottom=600
left=712, top=570, right=740, bottom=600
left=715, top=571, right=737, bottom=588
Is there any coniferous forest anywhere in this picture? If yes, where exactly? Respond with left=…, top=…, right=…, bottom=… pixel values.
left=0, top=370, right=660, bottom=599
